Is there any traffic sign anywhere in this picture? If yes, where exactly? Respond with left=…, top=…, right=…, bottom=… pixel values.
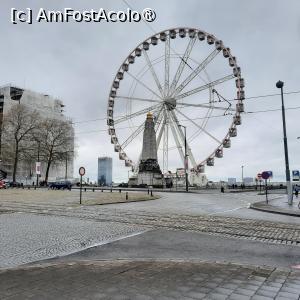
left=36, top=162, right=41, bottom=175
left=292, top=170, right=300, bottom=181
left=261, top=171, right=270, bottom=180
left=257, top=173, right=262, bottom=179
left=79, top=167, right=85, bottom=176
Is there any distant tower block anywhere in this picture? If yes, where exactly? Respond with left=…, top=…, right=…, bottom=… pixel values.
left=137, top=112, right=164, bottom=187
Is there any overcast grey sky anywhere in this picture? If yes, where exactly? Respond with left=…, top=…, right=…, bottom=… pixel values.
left=1, top=0, right=300, bottom=183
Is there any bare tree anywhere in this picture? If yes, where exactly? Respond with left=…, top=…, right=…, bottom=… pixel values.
left=1, top=104, right=40, bottom=182
left=38, top=118, right=74, bottom=183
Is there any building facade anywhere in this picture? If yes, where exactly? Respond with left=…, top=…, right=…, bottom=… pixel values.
left=98, top=157, right=112, bottom=186
left=0, top=84, right=74, bottom=182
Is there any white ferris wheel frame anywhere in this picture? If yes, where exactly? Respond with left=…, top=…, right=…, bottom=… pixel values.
left=107, top=27, right=245, bottom=174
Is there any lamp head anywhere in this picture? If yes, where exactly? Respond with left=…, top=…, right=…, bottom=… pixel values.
left=276, top=80, right=284, bottom=89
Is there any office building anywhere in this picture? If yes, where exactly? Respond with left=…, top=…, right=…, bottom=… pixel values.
left=0, top=84, right=74, bottom=182
left=98, top=157, right=112, bottom=186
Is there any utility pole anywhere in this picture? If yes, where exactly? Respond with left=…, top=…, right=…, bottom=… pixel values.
left=276, top=80, right=293, bottom=205
left=241, top=165, right=244, bottom=183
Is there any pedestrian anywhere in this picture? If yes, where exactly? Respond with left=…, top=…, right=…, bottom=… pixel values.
left=295, top=185, right=299, bottom=198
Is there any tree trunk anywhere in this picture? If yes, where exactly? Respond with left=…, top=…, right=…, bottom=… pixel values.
left=45, top=153, right=53, bottom=184
left=12, top=144, right=19, bottom=182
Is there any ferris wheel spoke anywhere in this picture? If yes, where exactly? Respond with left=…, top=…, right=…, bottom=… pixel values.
left=188, top=108, right=213, bottom=143
left=115, top=95, right=161, bottom=104
left=169, top=38, right=196, bottom=96
left=121, top=122, right=145, bottom=149
left=142, top=49, right=164, bottom=97
left=175, top=109, right=222, bottom=145
left=169, top=110, right=197, bottom=168
left=127, top=71, right=163, bottom=100
left=177, top=101, right=236, bottom=112
left=172, top=49, right=220, bottom=97
left=164, top=36, right=170, bottom=97
left=200, top=107, right=213, bottom=130
left=175, top=74, right=235, bottom=100
left=114, top=103, right=162, bottom=125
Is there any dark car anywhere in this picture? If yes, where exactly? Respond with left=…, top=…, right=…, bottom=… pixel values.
left=7, top=181, right=22, bottom=188
left=49, top=181, right=72, bottom=190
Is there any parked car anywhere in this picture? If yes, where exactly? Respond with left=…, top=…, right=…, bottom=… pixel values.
left=49, top=181, right=72, bottom=190
left=0, top=180, right=6, bottom=189
left=7, top=181, right=22, bottom=188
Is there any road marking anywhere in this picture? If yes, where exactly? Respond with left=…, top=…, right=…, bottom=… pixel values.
left=291, top=264, right=300, bottom=269
left=207, top=206, right=246, bottom=216
left=55, top=230, right=149, bottom=259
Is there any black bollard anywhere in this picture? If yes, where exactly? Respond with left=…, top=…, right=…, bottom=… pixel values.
left=110, top=188, right=112, bottom=193
left=119, top=189, right=121, bottom=193
left=150, top=190, right=153, bottom=197
left=92, top=188, right=95, bottom=192
left=101, top=189, right=103, bottom=192
left=84, top=188, right=86, bottom=192
left=126, top=192, right=128, bottom=200
left=147, top=189, right=149, bottom=195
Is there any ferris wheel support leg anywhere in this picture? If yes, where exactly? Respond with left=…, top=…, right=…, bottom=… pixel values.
left=163, top=111, right=169, bottom=173
left=170, top=111, right=197, bottom=169
left=168, top=111, right=185, bottom=166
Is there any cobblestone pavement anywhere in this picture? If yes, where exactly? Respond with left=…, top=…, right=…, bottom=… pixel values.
left=1, top=260, right=300, bottom=300
left=2, top=201, right=300, bottom=247
left=2, top=190, right=300, bottom=270
left=0, top=213, right=146, bottom=268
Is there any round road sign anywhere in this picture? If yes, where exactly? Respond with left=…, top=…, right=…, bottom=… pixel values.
left=79, top=167, right=85, bottom=176
left=261, top=171, right=270, bottom=180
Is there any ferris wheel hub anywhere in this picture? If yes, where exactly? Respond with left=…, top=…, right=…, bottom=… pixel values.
left=164, top=98, right=176, bottom=110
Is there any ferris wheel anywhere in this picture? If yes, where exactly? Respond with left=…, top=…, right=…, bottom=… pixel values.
left=107, top=27, right=245, bottom=176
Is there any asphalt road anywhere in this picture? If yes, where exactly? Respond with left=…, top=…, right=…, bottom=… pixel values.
left=101, top=191, right=300, bottom=224
left=49, top=229, right=300, bottom=269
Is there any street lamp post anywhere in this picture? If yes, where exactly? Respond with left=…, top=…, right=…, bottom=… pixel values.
left=36, top=141, right=40, bottom=187
left=276, top=80, right=293, bottom=205
left=241, top=165, right=244, bottom=184
left=179, top=124, right=188, bottom=192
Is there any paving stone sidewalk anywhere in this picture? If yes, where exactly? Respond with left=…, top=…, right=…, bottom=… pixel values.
left=1, top=260, right=300, bottom=300
left=251, top=197, right=300, bottom=217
